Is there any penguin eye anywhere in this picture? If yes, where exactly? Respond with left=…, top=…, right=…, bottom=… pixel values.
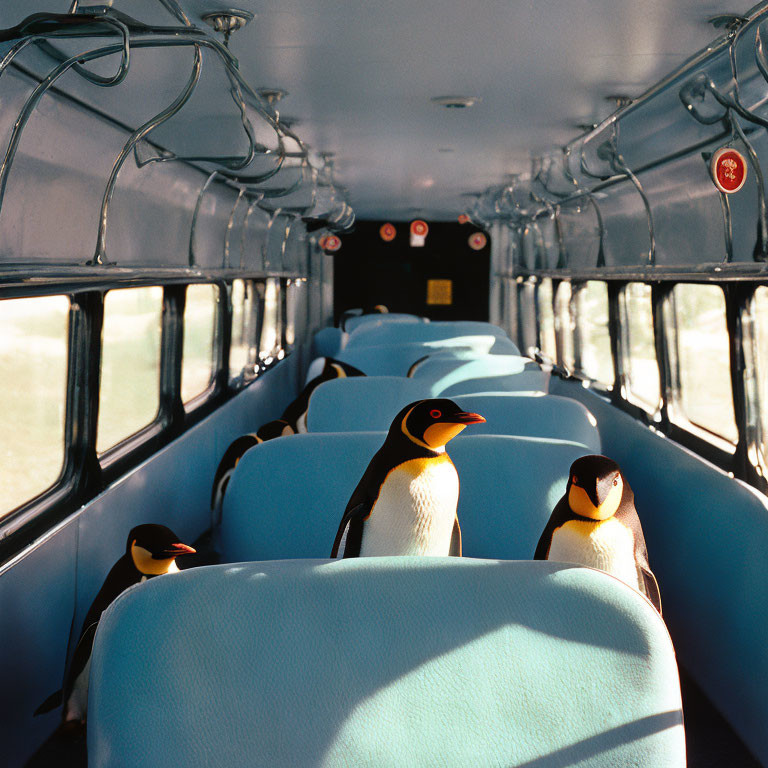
left=613, top=477, right=619, bottom=487
left=572, top=475, right=578, bottom=485
left=430, top=409, right=442, bottom=419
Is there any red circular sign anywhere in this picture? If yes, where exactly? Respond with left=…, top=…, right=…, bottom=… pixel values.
left=380, top=223, right=396, bottom=242
left=711, top=147, right=747, bottom=194
left=410, top=220, right=429, bottom=237
left=469, top=232, right=487, bottom=251
left=458, top=213, right=471, bottom=225
left=318, top=235, right=329, bottom=250
left=324, top=235, right=342, bottom=252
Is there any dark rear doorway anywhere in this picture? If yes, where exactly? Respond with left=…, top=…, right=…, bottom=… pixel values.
left=332, top=220, right=490, bottom=323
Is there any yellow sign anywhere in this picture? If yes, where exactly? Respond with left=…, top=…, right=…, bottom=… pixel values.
left=427, top=279, right=453, bottom=305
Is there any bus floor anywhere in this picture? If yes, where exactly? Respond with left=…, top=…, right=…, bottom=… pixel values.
left=23, top=666, right=761, bottom=766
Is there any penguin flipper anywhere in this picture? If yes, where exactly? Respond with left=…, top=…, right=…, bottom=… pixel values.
left=449, top=515, right=462, bottom=557
left=534, top=496, right=570, bottom=560
left=640, top=566, right=662, bottom=615
left=331, top=502, right=368, bottom=558
left=34, top=689, right=63, bottom=716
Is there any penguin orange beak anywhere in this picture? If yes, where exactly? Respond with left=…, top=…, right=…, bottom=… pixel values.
left=450, top=412, right=486, bottom=425
left=155, top=542, right=196, bottom=559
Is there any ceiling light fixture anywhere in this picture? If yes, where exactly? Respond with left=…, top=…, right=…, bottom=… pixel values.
left=257, top=87, right=288, bottom=105
left=201, top=9, right=254, bottom=46
left=431, top=95, right=480, bottom=109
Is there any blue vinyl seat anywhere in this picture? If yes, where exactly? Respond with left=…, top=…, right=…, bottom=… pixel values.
left=344, top=320, right=510, bottom=350
left=342, top=312, right=424, bottom=333
left=335, top=338, right=520, bottom=376
left=311, top=327, right=343, bottom=359
left=307, top=385, right=601, bottom=451
left=88, top=557, right=685, bottom=768
left=218, top=432, right=589, bottom=563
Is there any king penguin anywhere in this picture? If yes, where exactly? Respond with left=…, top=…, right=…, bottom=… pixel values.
left=534, top=455, right=661, bottom=613
left=43, top=524, right=195, bottom=724
left=330, top=399, right=485, bottom=558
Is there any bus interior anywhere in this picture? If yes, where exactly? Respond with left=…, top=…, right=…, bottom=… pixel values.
left=1, top=1, right=768, bottom=766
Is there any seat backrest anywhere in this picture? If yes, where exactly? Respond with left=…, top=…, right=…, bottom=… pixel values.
left=410, top=352, right=534, bottom=386
left=436, top=371, right=550, bottom=395
left=310, top=326, right=343, bottom=359
left=89, top=558, right=685, bottom=768
left=307, top=377, right=430, bottom=431
left=307, top=382, right=601, bottom=451
left=337, top=338, right=515, bottom=376
left=343, top=312, right=423, bottom=333
left=344, top=320, right=509, bottom=349
left=219, top=433, right=590, bottom=562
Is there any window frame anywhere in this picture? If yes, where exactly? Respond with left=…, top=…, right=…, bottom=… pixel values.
left=571, top=280, right=615, bottom=393
left=0, top=273, right=286, bottom=566
left=662, top=282, right=738, bottom=454
left=617, top=282, right=662, bottom=416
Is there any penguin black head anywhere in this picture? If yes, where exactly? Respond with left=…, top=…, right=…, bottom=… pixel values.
left=256, top=419, right=294, bottom=442
left=393, top=399, right=485, bottom=451
left=127, top=524, right=196, bottom=576
left=566, top=455, right=626, bottom=521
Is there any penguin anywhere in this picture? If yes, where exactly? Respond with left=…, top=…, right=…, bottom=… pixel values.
left=331, top=399, right=485, bottom=558
left=534, top=455, right=661, bottom=613
left=210, top=420, right=294, bottom=513
left=37, top=525, right=195, bottom=724
left=282, top=357, right=365, bottom=433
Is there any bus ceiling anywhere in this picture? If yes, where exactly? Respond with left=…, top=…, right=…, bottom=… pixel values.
left=1, top=3, right=768, bottom=274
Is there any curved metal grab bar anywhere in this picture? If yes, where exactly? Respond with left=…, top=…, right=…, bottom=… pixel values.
left=223, top=188, right=247, bottom=269
left=188, top=171, right=219, bottom=268
left=93, top=43, right=203, bottom=264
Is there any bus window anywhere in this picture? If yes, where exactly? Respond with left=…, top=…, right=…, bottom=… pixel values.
left=537, top=278, right=556, bottom=361
left=666, top=283, right=737, bottom=446
left=751, top=286, right=768, bottom=468
left=260, top=278, right=280, bottom=359
left=554, top=281, right=574, bottom=371
left=620, top=283, right=660, bottom=412
left=230, top=279, right=250, bottom=380
left=97, top=287, right=163, bottom=454
left=576, top=281, right=613, bottom=388
left=518, top=279, right=537, bottom=357
left=182, top=284, right=220, bottom=405
left=0, top=295, right=69, bottom=518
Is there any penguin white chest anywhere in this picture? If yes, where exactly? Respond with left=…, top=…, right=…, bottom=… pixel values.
left=361, top=456, right=459, bottom=556
left=547, top=517, right=641, bottom=591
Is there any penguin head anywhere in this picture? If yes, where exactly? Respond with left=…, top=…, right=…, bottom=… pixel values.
left=566, top=455, right=625, bottom=521
left=395, top=399, right=485, bottom=450
left=256, top=419, right=294, bottom=442
left=127, top=524, right=196, bottom=576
